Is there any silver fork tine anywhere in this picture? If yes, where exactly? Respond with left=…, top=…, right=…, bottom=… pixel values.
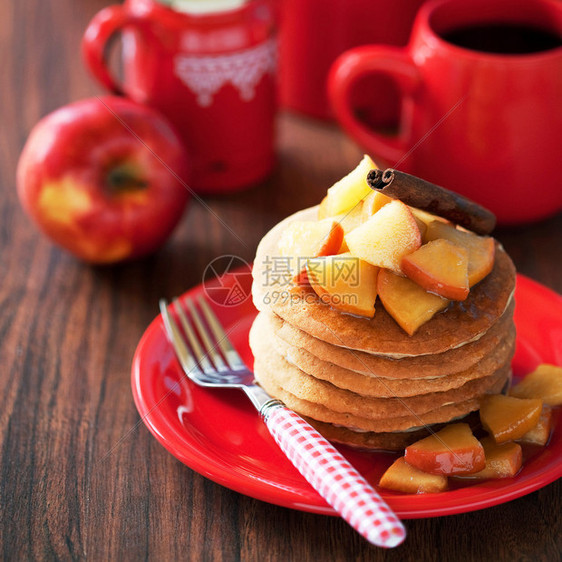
left=197, top=296, right=247, bottom=372
left=159, top=299, right=203, bottom=377
left=173, top=298, right=215, bottom=375
left=185, top=297, right=229, bottom=373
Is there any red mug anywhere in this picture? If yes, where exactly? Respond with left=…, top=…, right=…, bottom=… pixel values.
left=279, top=0, right=427, bottom=122
left=328, top=0, right=562, bottom=225
left=83, top=0, right=277, bottom=194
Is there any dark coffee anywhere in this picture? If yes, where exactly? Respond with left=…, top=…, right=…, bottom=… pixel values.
left=442, top=23, right=561, bottom=54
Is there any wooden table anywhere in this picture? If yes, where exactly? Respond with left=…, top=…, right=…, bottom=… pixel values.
left=2, top=0, right=561, bottom=559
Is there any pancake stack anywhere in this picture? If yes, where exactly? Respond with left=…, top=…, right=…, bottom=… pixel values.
left=250, top=206, right=517, bottom=450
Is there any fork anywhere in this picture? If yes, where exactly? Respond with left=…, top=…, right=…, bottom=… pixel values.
left=159, top=295, right=406, bottom=548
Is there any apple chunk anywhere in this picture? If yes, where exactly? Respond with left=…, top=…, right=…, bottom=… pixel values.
left=323, top=155, right=378, bottom=217
left=425, top=220, right=495, bottom=286
left=278, top=219, right=344, bottom=284
left=480, top=394, right=543, bottom=444
left=306, top=253, right=379, bottom=318
left=456, top=437, right=522, bottom=480
left=345, top=200, right=422, bottom=273
left=510, top=364, right=562, bottom=406
left=401, top=239, right=469, bottom=301
left=317, top=196, right=330, bottom=220
left=332, top=204, right=365, bottom=252
left=379, top=457, right=448, bottom=494
left=335, top=205, right=364, bottom=235
left=360, top=190, right=392, bottom=222
left=517, top=405, right=553, bottom=446
left=404, top=423, right=485, bottom=475
left=409, top=207, right=448, bottom=228
left=377, top=268, right=449, bottom=335
left=412, top=216, right=428, bottom=241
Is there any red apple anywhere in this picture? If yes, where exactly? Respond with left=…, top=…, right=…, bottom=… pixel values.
left=17, top=96, right=190, bottom=264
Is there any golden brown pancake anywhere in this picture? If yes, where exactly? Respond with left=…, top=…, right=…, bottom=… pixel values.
left=299, top=413, right=482, bottom=451
left=269, top=322, right=516, bottom=398
left=267, top=301, right=515, bottom=380
left=254, top=363, right=509, bottom=433
left=250, top=203, right=516, bottom=450
left=252, top=206, right=516, bottom=357
left=302, top=418, right=435, bottom=451
left=250, top=320, right=511, bottom=419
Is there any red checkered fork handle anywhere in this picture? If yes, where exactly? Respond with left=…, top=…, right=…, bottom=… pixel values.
left=262, top=404, right=406, bottom=548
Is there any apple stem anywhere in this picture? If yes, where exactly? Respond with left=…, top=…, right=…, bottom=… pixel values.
left=107, top=166, right=148, bottom=193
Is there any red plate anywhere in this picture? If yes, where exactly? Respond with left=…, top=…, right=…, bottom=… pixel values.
left=131, top=272, right=562, bottom=518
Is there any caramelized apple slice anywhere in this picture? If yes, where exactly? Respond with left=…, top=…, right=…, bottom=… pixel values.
left=510, top=364, right=562, bottom=406
left=404, top=423, right=485, bottom=475
left=413, top=216, right=428, bottom=241
left=377, top=269, right=449, bottom=335
left=332, top=205, right=365, bottom=253
left=323, top=155, right=377, bottom=216
left=409, top=208, right=442, bottom=240
left=306, top=253, right=379, bottom=318
left=480, top=394, right=543, bottom=443
left=336, top=205, right=364, bottom=234
left=409, top=207, right=448, bottom=228
left=401, top=239, right=469, bottom=301
left=360, top=190, right=392, bottom=222
left=456, top=437, right=522, bottom=480
left=518, top=405, right=553, bottom=446
left=278, top=219, right=344, bottom=284
left=345, top=200, right=422, bottom=273
left=425, top=220, right=495, bottom=286
left=318, top=196, right=330, bottom=220
left=379, top=457, right=448, bottom=494
left=360, top=193, right=429, bottom=238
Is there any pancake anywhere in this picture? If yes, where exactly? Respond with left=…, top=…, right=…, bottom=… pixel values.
left=303, top=418, right=434, bottom=451
left=250, top=320, right=512, bottom=419
left=252, top=206, right=516, bottom=357
left=303, top=418, right=437, bottom=451
left=269, top=321, right=516, bottom=398
left=300, top=412, right=483, bottom=450
left=254, top=363, right=509, bottom=433
left=268, top=301, right=516, bottom=380
left=250, top=198, right=516, bottom=450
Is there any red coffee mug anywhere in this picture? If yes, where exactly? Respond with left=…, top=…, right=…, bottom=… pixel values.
left=328, top=0, right=562, bottom=225
left=279, top=0, right=426, bottom=122
left=83, top=0, right=277, bottom=194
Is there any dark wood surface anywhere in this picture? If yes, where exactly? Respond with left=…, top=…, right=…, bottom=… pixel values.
left=2, top=1, right=561, bottom=560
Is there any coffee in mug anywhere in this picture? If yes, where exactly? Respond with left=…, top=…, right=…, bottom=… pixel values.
left=328, top=0, right=562, bottom=225
left=442, top=23, right=561, bottom=54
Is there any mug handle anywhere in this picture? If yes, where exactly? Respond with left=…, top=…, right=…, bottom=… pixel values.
left=328, top=45, right=421, bottom=166
left=82, top=5, right=142, bottom=95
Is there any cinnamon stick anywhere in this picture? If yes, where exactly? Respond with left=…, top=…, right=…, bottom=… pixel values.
left=367, top=169, right=496, bottom=235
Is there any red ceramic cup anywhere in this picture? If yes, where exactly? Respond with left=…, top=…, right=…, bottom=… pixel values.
left=83, top=0, right=277, bottom=194
left=279, top=0, right=426, bottom=122
left=328, top=0, right=562, bottom=225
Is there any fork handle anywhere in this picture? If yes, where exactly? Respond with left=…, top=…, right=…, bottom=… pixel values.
left=261, top=403, right=406, bottom=548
